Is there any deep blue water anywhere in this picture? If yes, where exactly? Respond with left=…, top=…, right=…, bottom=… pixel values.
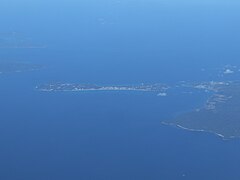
left=1, top=0, right=240, bottom=179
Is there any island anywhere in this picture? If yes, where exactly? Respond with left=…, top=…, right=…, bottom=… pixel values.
left=0, top=62, right=42, bottom=74
left=0, top=32, right=46, bottom=49
left=36, top=83, right=169, bottom=94
left=163, top=81, right=240, bottom=139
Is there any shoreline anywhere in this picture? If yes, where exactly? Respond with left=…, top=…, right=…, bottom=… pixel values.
left=161, top=121, right=238, bottom=140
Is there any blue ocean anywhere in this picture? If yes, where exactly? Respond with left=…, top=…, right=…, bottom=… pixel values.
left=1, top=0, right=240, bottom=179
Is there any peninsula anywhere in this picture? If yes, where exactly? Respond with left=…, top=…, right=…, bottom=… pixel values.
left=164, top=81, right=240, bottom=139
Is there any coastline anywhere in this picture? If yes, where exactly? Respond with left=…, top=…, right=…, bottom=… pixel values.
left=161, top=121, right=237, bottom=140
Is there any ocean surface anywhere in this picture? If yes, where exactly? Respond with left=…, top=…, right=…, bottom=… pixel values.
left=1, top=0, right=240, bottom=179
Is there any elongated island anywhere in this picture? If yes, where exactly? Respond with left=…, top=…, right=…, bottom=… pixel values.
left=36, top=83, right=169, bottom=94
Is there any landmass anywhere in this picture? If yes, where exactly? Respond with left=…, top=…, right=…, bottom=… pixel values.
left=163, top=81, right=240, bottom=139
left=35, top=64, right=240, bottom=140
left=0, top=62, right=42, bottom=74
left=0, top=32, right=46, bottom=49
left=36, top=80, right=240, bottom=139
left=36, top=83, right=169, bottom=94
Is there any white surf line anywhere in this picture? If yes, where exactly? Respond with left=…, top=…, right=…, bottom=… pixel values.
left=161, top=121, right=226, bottom=139
left=176, top=124, right=225, bottom=138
